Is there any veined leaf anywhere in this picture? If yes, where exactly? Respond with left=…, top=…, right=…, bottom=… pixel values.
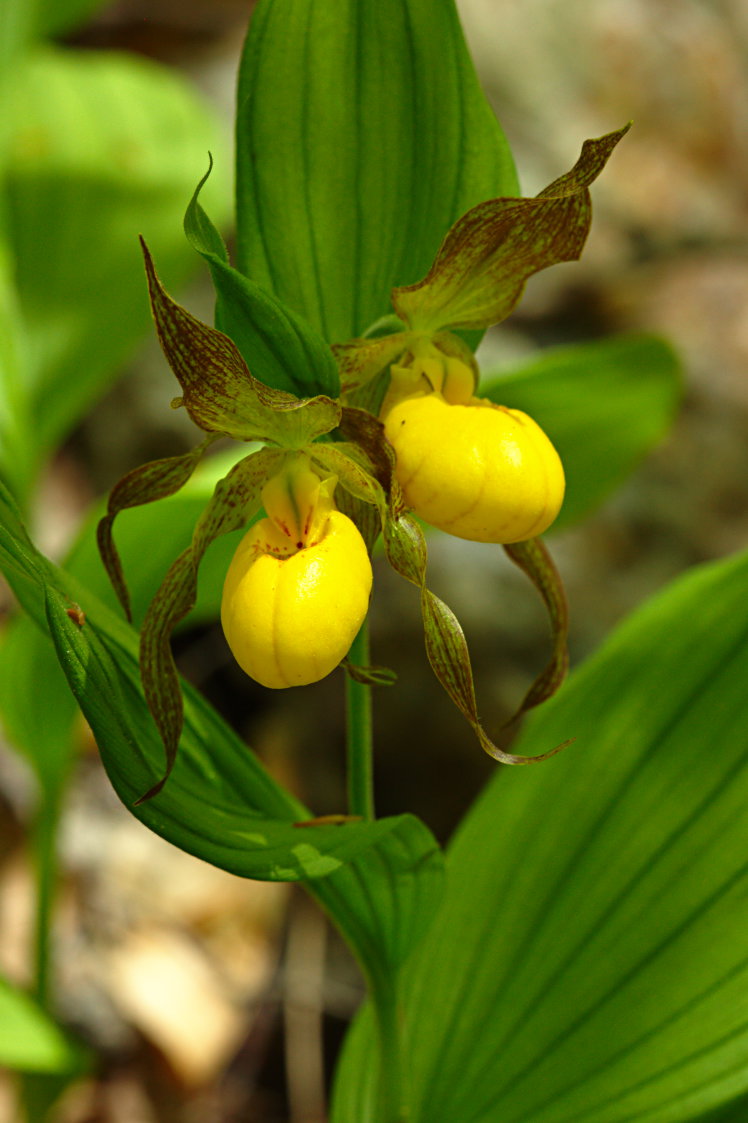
left=235, top=0, right=518, bottom=343
left=333, top=547, right=748, bottom=1123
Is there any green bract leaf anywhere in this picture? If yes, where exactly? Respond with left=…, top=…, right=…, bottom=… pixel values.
left=235, top=0, right=518, bottom=342
left=185, top=160, right=340, bottom=398
left=482, top=334, right=682, bottom=530
left=141, top=239, right=341, bottom=445
left=137, top=447, right=283, bottom=799
left=334, top=547, right=748, bottom=1123
left=392, top=125, right=630, bottom=333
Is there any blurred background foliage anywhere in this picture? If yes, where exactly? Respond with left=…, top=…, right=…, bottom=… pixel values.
left=0, top=0, right=746, bottom=1119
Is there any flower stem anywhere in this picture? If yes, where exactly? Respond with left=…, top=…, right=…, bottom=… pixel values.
left=345, top=617, right=375, bottom=820
left=371, top=971, right=407, bottom=1122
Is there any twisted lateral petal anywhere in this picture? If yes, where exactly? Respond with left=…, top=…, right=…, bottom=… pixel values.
left=384, top=394, right=565, bottom=543
left=221, top=511, right=373, bottom=689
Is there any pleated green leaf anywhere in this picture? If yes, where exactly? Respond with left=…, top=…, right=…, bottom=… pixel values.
left=481, top=333, right=682, bottom=530
left=4, top=46, right=229, bottom=488
left=142, top=237, right=341, bottom=443
left=235, top=0, right=518, bottom=343
left=0, top=975, right=85, bottom=1074
left=333, top=547, right=748, bottom=1122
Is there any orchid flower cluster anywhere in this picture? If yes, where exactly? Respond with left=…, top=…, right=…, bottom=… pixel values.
left=98, top=127, right=627, bottom=798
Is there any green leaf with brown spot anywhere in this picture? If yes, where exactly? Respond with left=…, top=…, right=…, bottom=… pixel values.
left=141, top=239, right=341, bottom=446
left=333, top=332, right=413, bottom=394
left=391, top=126, right=630, bottom=333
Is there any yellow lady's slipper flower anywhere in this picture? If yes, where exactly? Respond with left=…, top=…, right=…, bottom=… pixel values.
left=383, top=392, right=565, bottom=544
left=221, top=458, right=373, bottom=688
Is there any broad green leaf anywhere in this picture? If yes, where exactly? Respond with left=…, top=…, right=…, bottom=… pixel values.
left=235, top=0, right=518, bottom=343
left=0, top=479, right=441, bottom=893
left=482, top=334, right=682, bottom=530
left=392, top=127, right=629, bottom=333
left=141, top=239, right=341, bottom=445
left=4, top=46, right=230, bottom=488
left=0, top=975, right=84, bottom=1073
left=309, top=813, right=445, bottom=981
left=334, top=547, right=748, bottom=1123
left=184, top=164, right=341, bottom=398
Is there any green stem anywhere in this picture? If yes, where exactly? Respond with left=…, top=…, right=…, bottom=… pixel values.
left=345, top=617, right=375, bottom=820
left=371, top=969, right=407, bottom=1122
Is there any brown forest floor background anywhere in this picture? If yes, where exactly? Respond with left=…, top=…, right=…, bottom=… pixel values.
left=2, top=0, right=748, bottom=1119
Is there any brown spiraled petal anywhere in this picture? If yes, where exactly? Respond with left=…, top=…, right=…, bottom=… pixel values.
left=503, top=536, right=570, bottom=717
left=136, top=447, right=283, bottom=802
left=140, top=238, right=341, bottom=447
left=334, top=489, right=382, bottom=556
left=383, top=511, right=569, bottom=765
left=97, top=436, right=218, bottom=620
left=391, top=125, right=630, bottom=334
left=339, top=406, right=398, bottom=493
